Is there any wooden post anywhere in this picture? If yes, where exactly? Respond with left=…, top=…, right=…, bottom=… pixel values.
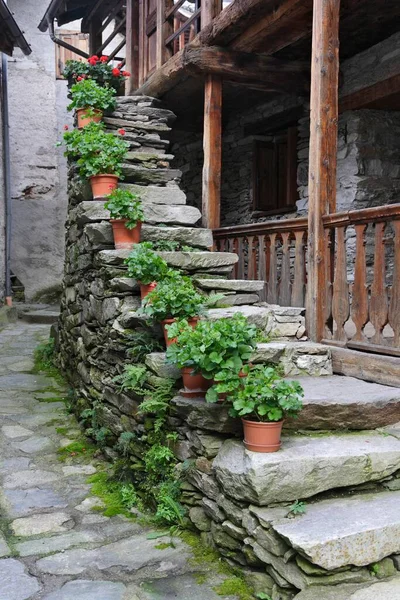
left=156, top=0, right=173, bottom=69
left=125, top=0, right=139, bottom=93
left=202, top=74, right=222, bottom=230
left=89, top=16, right=103, bottom=55
left=306, top=0, right=340, bottom=341
left=201, top=0, right=222, bottom=27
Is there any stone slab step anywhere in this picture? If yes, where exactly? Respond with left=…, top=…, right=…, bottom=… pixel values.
left=18, top=305, right=59, bottom=325
left=289, top=375, right=400, bottom=430
left=121, top=164, right=181, bottom=185
left=252, top=341, right=332, bottom=377
left=195, top=279, right=265, bottom=293
left=142, top=225, right=212, bottom=249
left=125, top=151, right=174, bottom=165
left=96, top=250, right=238, bottom=276
left=119, top=183, right=187, bottom=205
left=270, top=490, right=400, bottom=571
left=216, top=293, right=260, bottom=306
left=213, top=434, right=400, bottom=506
left=294, top=577, right=400, bottom=599
left=103, top=116, right=171, bottom=133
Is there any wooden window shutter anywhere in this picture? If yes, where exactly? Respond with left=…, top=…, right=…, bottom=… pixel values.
left=55, top=31, right=89, bottom=79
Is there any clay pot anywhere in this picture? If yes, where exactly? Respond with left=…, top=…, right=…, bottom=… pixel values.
left=140, top=281, right=157, bottom=299
left=76, top=107, right=103, bottom=129
left=181, top=367, right=212, bottom=398
left=90, top=174, right=119, bottom=199
left=161, top=316, right=199, bottom=347
left=242, top=419, right=283, bottom=453
left=110, top=219, right=142, bottom=250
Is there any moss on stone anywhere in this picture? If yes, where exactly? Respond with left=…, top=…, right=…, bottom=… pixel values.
left=86, top=471, right=137, bottom=519
left=213, top=576, right=254, bottom=599
left=57, top=440, right=96, bottom=462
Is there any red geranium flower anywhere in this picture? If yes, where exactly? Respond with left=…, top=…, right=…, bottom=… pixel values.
left=63, top=125, right=69, bottom=131
left=118, top=128, right=126, bottom=136
left=88, top=55, right=99, bottom=65
left=112, top=68, right=121, bottom=77
left=122, top=71, right=130, bottom=77
left=117, top=62, right=123, bottom=68
left=77, top=76, right=84, bottom=81
left=100, top=55, right=109, bottom=62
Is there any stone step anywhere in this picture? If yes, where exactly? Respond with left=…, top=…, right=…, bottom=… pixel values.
left=216, top=293, right=260, bottom=306
left=213, top=434, right=400, bottom=506
left=125, top=151, right=174, bottom=166
left=142, top=225, right=212, bottom=250
left=18, top=309, right=59, bottom=325
left=118, top=184, right=187, bottom=204
left=96, top=249, right=238, bottom=276
left=103, top=116, right=171, bottom=134
left=269, top=490, right=400, bottom=571
left=146, top=341, right=332, bottom=381
left=195, top=279, right=265, bottom=293
left=121, top=164, right=182, bottom=186
left=294, top=577, right=400, bottom=599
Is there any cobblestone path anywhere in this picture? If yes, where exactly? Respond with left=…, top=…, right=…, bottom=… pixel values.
left=0, top=321, right=241, bottom=600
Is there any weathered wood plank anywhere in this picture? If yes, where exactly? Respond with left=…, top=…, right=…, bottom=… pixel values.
left=201, top=0, right=222, bottom=28
left=370, top=222, right=388, bottom=345
left=306, top=0, right=340, bottom=342
left=292, top=230, right=306, bottom=308
left=330, top=346, right=400, bottom=388
left=340, top=73, right=400, bottom=113
left=331, top=227, right=349, bottom=343
left=351, top=224, right=368, bottom=342
left=389, top=221, right=400, bottom=347
left=125, top=0, right=140, bottom=93
left=202, top=75, right=222, bottom=230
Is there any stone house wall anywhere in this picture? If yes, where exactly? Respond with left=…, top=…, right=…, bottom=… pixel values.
left=172, top=31, right=400, bottom=228
left=0, top=66, right=5, bottom=303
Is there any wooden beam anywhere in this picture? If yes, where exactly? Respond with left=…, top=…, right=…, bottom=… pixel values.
left=201, top=0, right=222, bottom=28
left=339, top=73, right=400, bottom=113
left=306, top=0, right=340, bottom=343
left=125, top=0, right=139, bottom=93
left=137, top=45, right=309, bottom=97
left=330, top=346, right=400, bottom=388
left=202, top=75, right=222, bottom=230
left=89, top=16, right=102, bottom=55
left=244, top=105, right=305, bottom=136
left=231, top=0, right=313, bottom=54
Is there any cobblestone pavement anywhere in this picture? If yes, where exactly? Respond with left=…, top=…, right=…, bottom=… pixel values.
left=0, top=321, right=240, bottom=600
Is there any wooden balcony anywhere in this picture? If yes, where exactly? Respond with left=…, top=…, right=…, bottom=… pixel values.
left=214, top=203, right=400, bottom=357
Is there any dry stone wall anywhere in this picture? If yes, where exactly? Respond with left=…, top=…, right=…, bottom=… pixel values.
left=58, top=98, right=400, bottom=600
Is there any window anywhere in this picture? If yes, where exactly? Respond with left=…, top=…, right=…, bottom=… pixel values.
left=55, top=31, right=89, bottom=80
left=252, top=126, right=298, bottom=215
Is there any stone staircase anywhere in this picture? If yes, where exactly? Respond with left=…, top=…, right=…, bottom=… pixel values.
left=59, top=96, right=400, bottom=599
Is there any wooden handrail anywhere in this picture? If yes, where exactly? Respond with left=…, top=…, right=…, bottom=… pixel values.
left=213, top=216, right=308, bottom=238
left=323, top=203, right=400, bottom=228
left=165, top=0, right=187, bottom=20
left=165, top=8, right=201, bottom=45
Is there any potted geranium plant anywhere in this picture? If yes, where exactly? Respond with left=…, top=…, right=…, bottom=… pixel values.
left=166, top=314, right=257, bottom=398
left=63, top=56, right=130, bottom=91
left=141, top=272, right=206, bottom=346
left=228, top=365, right=303, bottom=453
left=124, top=242, right=169, bottom=298
left=104, top=188, right=143, bottom=249
left=68, top=79, right=117, bottom=128
left=62, top=122, right=128, bottom=198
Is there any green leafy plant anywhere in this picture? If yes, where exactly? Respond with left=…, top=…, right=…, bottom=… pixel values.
left=287, top=500, right=307, bottom=517
left=149, top=240, right=200, bottom=252
left=68, top=78, right=117, bottom=113
left=126, top=329, right=163, bottom=362
left=63, top=55, right=130, bottom=90
left=62, top=121, right=128, bottom=179
left=229, top=365, right=304, bottom=422
left=124, top=242, right=169, bottom=284
left=141, top=272, right=206, bottom=321
left=166, top=314, right=258, bottom=402
left=104, top=188, right=143, bottom=228
left=112, top=364, right=148, bottom=393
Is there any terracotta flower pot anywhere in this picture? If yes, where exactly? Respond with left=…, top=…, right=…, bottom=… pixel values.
left=140, top=281, right=157, bottom=299
left=90, top=174, right=119, bottom=199
left=242, top=419, right=283, bottom=453
left=76, top=107, right=103, bottom=129
left=181, top=367, right=212, bottom=399
left=110, top=219, right=142, bottom=250
left=161, top=316, right=199, bottom=347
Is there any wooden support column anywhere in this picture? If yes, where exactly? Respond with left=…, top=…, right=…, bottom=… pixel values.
left=202, top=74, right=222, bottom=230
left=125, top=0, right=139, bottom=93
left=156, top=0, right=173, bottom=69
left=201, top=0, right=222, bottom=27
left=306, top=0, right=340, bottom=341
left=89, top=16, right=103, bottom=55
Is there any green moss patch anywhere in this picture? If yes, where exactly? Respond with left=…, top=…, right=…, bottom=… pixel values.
left=87, top=471, right=138, bottom=519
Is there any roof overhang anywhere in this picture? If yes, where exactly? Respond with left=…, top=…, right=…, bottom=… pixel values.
left=0, top=0, right=31, bottom=55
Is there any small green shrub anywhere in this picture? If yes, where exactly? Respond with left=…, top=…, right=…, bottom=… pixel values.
left=62, top=121, right=128, bottom=179
left=68, top=78, right=117, bottom=113
left=126, top=329, right=163, bottom=362
left=141, top=272, right=206, bottom=321
left=229, top=365, right=304, bottom=422
left=124, top=242, right=169, bottom=284
left=104, top=188, right=143, bottom=228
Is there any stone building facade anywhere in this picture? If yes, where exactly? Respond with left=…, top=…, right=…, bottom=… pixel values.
left=172, top=31, right=400, bottom=228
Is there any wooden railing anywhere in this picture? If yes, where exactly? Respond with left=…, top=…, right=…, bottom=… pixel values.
left=164, top=1, right=201, bottom=57
left=322, top=203, right=400, bottom=356
left=213, top=218, right=308, bottom=307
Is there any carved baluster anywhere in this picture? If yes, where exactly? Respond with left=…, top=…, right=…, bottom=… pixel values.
left=237, top=237, right=245, bottom=279
left=247, top=235, right=256, bottom=280
left=267, top=233, right=278, bottom=304
left=279, top=232, right=291, bottom=306
left=324, top=228, right=333, bottom=339
left=257, top=235, right=267, bottom=301
left=292, top=230, right=306, bottom=307
left=389, top=221, right=400, bottom=347
left=332, top=226, right=350, bottom=342
left=230, top=238, right=237, bottom=279
left=219, top=238, right=226, bottom=253
left=370, top=222, right=388, bottom=345
left=351, top=224, right=368, bottom=342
